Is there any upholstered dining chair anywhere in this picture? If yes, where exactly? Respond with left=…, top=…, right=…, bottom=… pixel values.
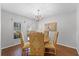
left=29, top=32, right=45, bottom=56
left=44, top=31, right=59, bottom=55
left=44, top=31, right=50, bottom=43
left=19, top=32, right=30, bottom=50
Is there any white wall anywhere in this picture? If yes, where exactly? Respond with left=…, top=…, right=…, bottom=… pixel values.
left=76, top=4, right=79, bottom=54
left=1, top=10, right=37, bottom=49
left=22, top=18, right=37, bottom=42
left=0, top=4, right=1, bottom=56
left=1, top=6, right=78, bottom=52
left=38, top=11, right=77, bottom=48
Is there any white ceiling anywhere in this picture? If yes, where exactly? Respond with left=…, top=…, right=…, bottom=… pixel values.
left=1, top=3, right=77, bottom=19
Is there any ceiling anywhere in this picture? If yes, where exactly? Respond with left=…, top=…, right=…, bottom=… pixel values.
left=1, top=3, right=77, bottom=19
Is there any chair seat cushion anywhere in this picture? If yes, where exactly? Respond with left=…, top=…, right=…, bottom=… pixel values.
left=44, top=39, right=50, bottom=43
left=45, top=42, right=55, bottom=48
left=23, top=42, right=30, bottom=49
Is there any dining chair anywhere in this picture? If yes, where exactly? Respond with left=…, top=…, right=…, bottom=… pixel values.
left=29, top=32, right=45, bottom=56
left=44, top=31, right=50, bottom=43
left=19, top=32, right=30, bottom=51
left=44, top=31, right=59, bottom=55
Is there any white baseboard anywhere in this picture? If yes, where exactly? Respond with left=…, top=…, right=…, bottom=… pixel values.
left=1, top=43, right=77, bottom=50
left=1, top=42, right=79, bottom=55
left=58, top=43, right=76, bottom=49
left=58, top=43, right=79, bottom=55
left=1, top=43, right=20, bottom=50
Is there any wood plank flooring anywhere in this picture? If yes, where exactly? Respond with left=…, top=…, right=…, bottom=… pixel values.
left=1, top=44, right=78, bottom=56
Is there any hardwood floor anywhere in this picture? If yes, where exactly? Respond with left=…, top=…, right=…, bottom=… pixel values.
left=1, top=44, right=78, bottom=56
left=56, top=45, right=78, bottom=56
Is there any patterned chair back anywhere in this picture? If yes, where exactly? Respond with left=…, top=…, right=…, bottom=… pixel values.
left=53, top=32, right=59, bottom=48
left=44, top=31, right=50, bottom=43
left=19, top=32, right=24, bottom=48
left=29, top=32, right=44, bottom=56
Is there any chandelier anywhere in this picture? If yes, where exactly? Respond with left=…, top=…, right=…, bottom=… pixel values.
left=34, top=9, right=43, bottom=21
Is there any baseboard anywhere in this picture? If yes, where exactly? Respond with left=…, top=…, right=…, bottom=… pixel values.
left=1, top=43, right=20, bottom=50
left=58, top=43, right=79, bottom=55
left=58, top=43, right=76, bottom=50
left=1, top=43, right=77, bottom=50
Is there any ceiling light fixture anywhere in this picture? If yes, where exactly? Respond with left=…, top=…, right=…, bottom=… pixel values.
left=34, top=9, right=43, bottom=21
